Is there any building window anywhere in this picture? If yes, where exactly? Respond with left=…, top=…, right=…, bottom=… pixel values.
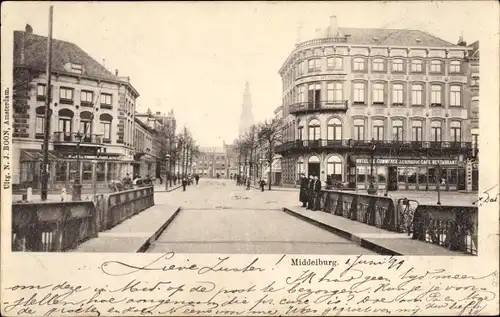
left=372, top=83, right=384, bottom=104
left=308, top=58, right=321, bottom=72
left=411, top=84, right=423, bottom=105
left=327, top=156, right=342, bottom=182
left=308, top=83, right=321, bottom=108
left=298, top=121, right=303, bottom=140
left=430, top=60, right=442, bottom=73
left=450, top=85, right=461, bottom=107
left=100, top=114, right=113, bottom=142
left=327, top=82, right=343, bottom=103
left=100, top=93, right=112, bottom=108
left=308, top=119, right=320, bottom=140
left=356, top=166, right=366, bottom=183
left=298, top=85, right=306, bottom=103
left=431, top=121, right=442, bottom=142
left=35, top=114, right=44, bottom=135
left=80, top=120, right=92, bottom=136
left=353, top=119, right=365, bottom=140
left=71, top=63, right=83, bottom=74
left=37, top=84, right=46, bottom=97
left=59, top=87, right=74, bottom=104
left=411, top=60, right=423, bottom=73
left=353, top=57, right=365, bottom=71
left=392, top=84, right=404, bottom=105
left=377, top=166, right=387, bottom=183
left=327, top=57, right=343, bottom=70
left=412, top=121, right=423, bottom=142
left=353, top=83, right=365, bottom=104
left=81, top=90, right=94, bottom=105
left=450, top=121, right=461, bottom=143
left=471, top=128, right=479, bottom=150
left=431, top=85, right=442, bottom=106
left=59, top=118, right=72, bottom=136
left=471, top=75, right=479, bottom=86
left=327, top=118, right=342, bottom=140
left=372, top=58, right=384, bottom=72
left=450, top=61, right=461, bottom=73
left=392, top=120, right=404, bottom=141
left=297, top=160, right=304, bottom=177
left=372, top=120, right=384, bottom=141
left=392, top=59, right=404, bottom=72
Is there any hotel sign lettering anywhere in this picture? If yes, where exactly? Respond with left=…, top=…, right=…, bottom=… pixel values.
left=355, top=158, right=457, bottom=166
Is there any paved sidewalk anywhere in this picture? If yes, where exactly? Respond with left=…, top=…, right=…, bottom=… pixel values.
left=154, top=184, right=182, bottom=192
left=74, top=204, right=180, bottom=252
left=283, top=206, right=469, bottom=256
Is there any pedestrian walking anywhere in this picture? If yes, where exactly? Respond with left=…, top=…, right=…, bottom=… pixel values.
left=246, top=178, right=251, bottom=190
left=182, top=177, right=187, bottom=191
left=195, top=173, right=200, bottom=185
left=299, top=173, right=308, bottom=207
left=306, top=175, right=315, bottom=210
left=259, top=179, right=265, bottom=192
left=173, top=174, right=177, bottom=185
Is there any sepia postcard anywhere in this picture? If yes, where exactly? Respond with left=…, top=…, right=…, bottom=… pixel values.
left=1, top=1, right=499, bottom=316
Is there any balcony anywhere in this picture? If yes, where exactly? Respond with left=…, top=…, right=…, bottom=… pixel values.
left=289, top=101, right=348, bottom=115
left=275, top=139, right=472, bottom=155
left=53, top=131, right=104, bottom=145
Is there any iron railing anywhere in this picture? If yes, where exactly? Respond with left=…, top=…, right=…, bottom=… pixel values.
left=289, top=101, right=348, bottom=115
left=53, top=131, right=103, bottom=144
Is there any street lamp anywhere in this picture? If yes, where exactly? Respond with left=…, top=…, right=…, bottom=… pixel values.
left=165, top=154, right=171, bottom=191
left=72, top=131, right=83, bottom=201
left=367, top=138, right=377, bottom=195
left=436, top=163, right=442, bottom=205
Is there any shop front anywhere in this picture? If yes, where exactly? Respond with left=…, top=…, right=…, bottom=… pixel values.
left=353, top=157, right=464, bottom=192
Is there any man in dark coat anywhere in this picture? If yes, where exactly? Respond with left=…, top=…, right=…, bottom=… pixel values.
left=259, top=179, right=266, bottom=192
left=306, top=175, right=315, bottom=209
left=313, top=176, right=322, bottom=211
left=182, top=177, right=187, bottom=191
left=195, top=173, right=200, bottom=185
left=299, top=174, right=308, bottom=207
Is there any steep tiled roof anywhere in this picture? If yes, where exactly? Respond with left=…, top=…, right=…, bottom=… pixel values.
left=338, top=27, right=457, bottom=47
left=13, top=30, right=117, bottom=81
left=468, top=41, right=479, bottom=59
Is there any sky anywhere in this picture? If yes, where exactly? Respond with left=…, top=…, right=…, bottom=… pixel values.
left=2, top=1, right=496, bottom=147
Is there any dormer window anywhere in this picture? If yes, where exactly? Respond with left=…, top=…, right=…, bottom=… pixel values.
left=71, top=63, right=83, bottom=74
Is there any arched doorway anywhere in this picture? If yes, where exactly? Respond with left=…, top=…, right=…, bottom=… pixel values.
left=308, top=155, right=320, bottom=178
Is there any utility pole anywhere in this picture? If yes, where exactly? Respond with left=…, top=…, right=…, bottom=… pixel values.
left=41, top=6, right=54, bottom=201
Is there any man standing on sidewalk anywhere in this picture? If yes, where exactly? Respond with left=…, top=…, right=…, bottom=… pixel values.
left=195, top=173, right=200, bottom=185
left=313, top=176, right=322, bottom=211
left=299, top=174, right=308, bottom=207
left=182, top=177, right=187, bottom=191
left=306, top=175, right=315, bottom=210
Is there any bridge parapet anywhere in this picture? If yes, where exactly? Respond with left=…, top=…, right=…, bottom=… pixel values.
left=319, top=190, right=477, bottom=255
left=12, top=186, right=155, bottom=252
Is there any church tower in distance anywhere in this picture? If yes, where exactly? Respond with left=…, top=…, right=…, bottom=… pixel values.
left=239, top=81, right=255, bottom=136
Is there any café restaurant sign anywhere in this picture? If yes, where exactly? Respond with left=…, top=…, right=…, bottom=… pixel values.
left=355, top=158, right=458, bottom=166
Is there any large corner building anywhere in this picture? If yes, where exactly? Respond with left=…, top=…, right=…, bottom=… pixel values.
left=276, top=16, right=478, bottom=192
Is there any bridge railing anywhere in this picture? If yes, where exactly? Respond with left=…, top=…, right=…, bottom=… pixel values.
left=12, top=186, right=155, bottom=252
left=318, top=190, right=478, bottom=255
left=412, top=204, right=478, bottom=255
left=12, top=201, right=98, bottom=252
left=319, top=190, right=396, bottom=231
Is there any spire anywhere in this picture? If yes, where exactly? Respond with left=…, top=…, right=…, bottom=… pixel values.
left=239, top=81, right=255, bottom=136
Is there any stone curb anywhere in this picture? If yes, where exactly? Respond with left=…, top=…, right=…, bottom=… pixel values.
left=282, top=207, right=403, bottom=256
left=154, top=185, right=182, bottom=193
left=136, top=207, right=182, bottom=252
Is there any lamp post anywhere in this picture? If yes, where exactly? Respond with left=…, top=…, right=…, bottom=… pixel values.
left=72, top=131, right=83, bottom=201
left=367, top=138, right=377, bottom=195
left=165, top=154, right=171, bottom=191
left=347, top=138, right=352, bottom=189
left=436, top=163, right=441, bottom=205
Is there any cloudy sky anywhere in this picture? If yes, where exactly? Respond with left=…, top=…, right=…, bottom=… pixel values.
left=3, top=1, right=496, bottom=147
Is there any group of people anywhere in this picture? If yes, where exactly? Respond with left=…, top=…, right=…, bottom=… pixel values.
left=235, top=174, right=252, bottom=190
left=299, top=174, right=322, bottom=211
left=180, top=173, right=200, bottom=191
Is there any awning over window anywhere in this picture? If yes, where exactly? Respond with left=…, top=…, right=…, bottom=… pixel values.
left=20, top=149, right=60, bottom=161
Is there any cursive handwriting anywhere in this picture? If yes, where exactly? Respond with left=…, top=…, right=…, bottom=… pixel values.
left=472, top=184, right=499, bottom=207
left=3, top=255, right=498, bottom=316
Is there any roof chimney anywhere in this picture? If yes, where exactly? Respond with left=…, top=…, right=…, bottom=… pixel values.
left=115, top=69, right=119, bottom=76
left=25, top=24, right=33, bottom=34
left=329, top=15, right=338, bottom=37
left=457, top=35, right=467, bottom=46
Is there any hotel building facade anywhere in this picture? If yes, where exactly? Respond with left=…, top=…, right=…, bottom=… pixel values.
left=276, top=17, right=478, bottom=192
left=12, top=25, right=141, bottom=192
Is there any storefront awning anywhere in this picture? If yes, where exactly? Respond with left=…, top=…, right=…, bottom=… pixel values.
left=20, top=149, right=61, bottom=161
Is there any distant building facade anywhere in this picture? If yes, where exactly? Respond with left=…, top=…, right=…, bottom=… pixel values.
left=196, top=147, right=227, bottom=178
left=276, top=16, right=476, bottom=192
left=12, top=25, right=139, bottom=191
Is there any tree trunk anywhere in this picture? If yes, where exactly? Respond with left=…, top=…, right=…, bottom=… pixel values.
left=268, top=143, right=273, bottom=190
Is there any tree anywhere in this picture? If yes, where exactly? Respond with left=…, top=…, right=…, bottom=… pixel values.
left=258, top=118, right=283, bottom=190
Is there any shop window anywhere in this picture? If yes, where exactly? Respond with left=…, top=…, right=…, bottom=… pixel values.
left=376, top=167, right=387, bottom=183
left=327, top=156, right=342, bottom=182
left=356, top=166, right=366, bottom=183
left=428, top=167, right=437, bottom=184
left=96, top=162, right=105, bottom=181
left=407, top=167, right=417, bottom=184
left=397, top=167, right=407, bottom=183
left=448, top=169, right=457, bottom=185
left=107, top=162, right=117, bottom=181
left=418, top=167, right=427, bottom=184
left=82, top=162, right=92, bottom=181
left=440, top=169, right=447, bottom=185
left=55, top=161, right=67, bottom=182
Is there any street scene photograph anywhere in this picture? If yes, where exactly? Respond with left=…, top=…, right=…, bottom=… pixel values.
left=7, top=2, right=481, bottom=256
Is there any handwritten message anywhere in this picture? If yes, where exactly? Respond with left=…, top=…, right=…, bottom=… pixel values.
left=2, top=254, right=498, bottom=316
